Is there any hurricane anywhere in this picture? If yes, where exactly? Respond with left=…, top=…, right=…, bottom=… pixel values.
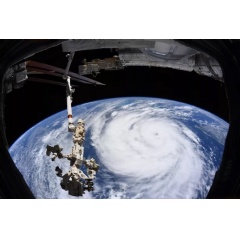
left=9, top=97, right=229, bottom=199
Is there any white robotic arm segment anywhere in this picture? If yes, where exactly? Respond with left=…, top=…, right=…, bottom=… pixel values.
left=66, top=76, right=75, bottom=132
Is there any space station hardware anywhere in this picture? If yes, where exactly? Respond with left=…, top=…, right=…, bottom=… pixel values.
left=79, top=56, right=124, bottom=77
left=5, top=40, right=223, bottom=96
left=45, top=53, right=99, bottom=197
left=46, top=117, right=99, bottom=196
left=46, top=118, right=99, bottom=196
left=4, top=62, right=28, bottom=93
left=75, top=40, right=223, bottom=82
left=66, top=76, right=75, bottom=132
left=46, top=145, right=64, bottom=161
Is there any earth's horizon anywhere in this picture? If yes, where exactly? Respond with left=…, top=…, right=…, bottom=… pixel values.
left=9, top=97, right=229, bottom=199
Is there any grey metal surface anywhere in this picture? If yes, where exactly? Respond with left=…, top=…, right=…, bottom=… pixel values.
left=62, top=39, right=155, bottom=52
left=70, top=40, right=223, bottom=82
left=119, top=51, right=223, bottom=81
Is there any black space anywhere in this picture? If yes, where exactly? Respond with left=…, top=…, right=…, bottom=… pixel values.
left=4, top=46, right=229, bottom=146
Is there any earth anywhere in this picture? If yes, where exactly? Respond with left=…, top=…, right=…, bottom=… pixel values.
left=9, top=97, right=229, bottom=199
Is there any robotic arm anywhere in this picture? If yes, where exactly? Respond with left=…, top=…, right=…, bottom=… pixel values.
left=45, top=53, right=100, bottom=197
left=66, top=76, right=75, bottom=132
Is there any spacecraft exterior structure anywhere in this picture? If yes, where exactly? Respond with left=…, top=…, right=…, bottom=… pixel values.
left=46, top=76, right=99, bottom=196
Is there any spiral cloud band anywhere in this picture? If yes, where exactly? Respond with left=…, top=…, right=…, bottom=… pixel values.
left=83, top=98, right=216, bottom=198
